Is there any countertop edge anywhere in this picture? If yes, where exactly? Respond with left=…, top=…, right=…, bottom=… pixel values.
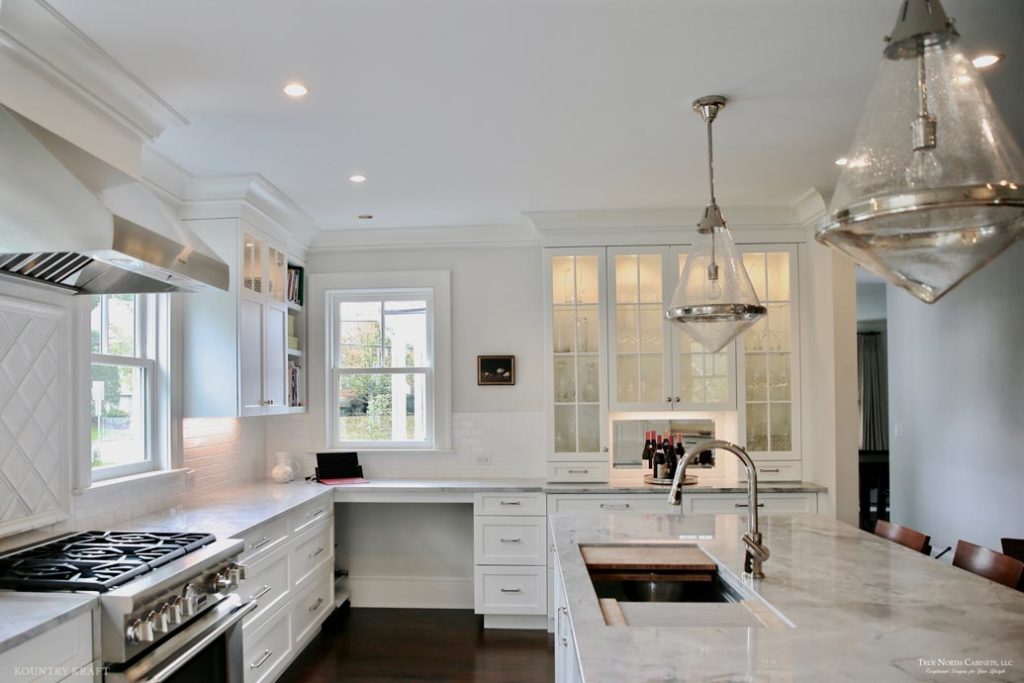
left=0, top=594, right=98, bottom=656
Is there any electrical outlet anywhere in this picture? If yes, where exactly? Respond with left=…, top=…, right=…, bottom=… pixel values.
left=473, top=454, right=492, bottom=466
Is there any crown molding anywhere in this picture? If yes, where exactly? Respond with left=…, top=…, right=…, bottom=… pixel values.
left=0, top=0, right=186, bottom=148
left=310, top=223, right=538, bottom=252
left=790, top=188, right=829, bottom=227
left=180, top=174, right=318, bottom=251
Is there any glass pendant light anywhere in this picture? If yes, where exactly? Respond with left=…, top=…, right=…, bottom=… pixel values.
left=666, top=96, right=766, bottom=353
left=817, top=0, right=1024, bottom=303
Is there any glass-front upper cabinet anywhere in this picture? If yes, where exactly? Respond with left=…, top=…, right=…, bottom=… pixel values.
left=546, top=249, right=607, bottom=459
left=739, top=245, right=800, bottom=460
left=607, top=247, right=736, bottom=412
left=268, top=246, right=287, bottom=305
left=242, top=231, right=265, bottom=297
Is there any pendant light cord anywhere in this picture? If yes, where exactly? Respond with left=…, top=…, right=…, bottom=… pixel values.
left=706, top=117, right=718, bottom=272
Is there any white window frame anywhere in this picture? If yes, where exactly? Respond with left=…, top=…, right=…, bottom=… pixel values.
left=311, top=271, right=452, bottom=453
left=89, top=294, right=171, bottom=482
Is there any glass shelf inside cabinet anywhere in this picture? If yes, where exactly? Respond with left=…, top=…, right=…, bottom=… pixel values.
left=268, top=247, right=287, bottom=303
left=614, top=253, right=664, bottom=405
left=551, top=254, right=602, bottom=454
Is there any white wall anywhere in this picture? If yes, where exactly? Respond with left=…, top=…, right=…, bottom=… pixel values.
left=888, top=242, right=1024, bottom=552
left=856, top=282, right=887, bottom=323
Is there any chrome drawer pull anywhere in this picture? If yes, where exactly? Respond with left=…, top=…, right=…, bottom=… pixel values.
left=310, top=546, right=324, bottom=559
left=250, top=649, right=272, bottom=669
left=499, top=501, right=522, bottom=506
left=760, top=468, right=781, bottom=473
left=499, top=538, right=523, bottom=543
left=567, top=469, right=589, bottom=474
left=599, top=503, right=630, bottom=509
left=309, top=597, right=324, bottom=612
left=250, top=585, right=272, bottom=601
left=500, top=588, right=522, bottom=593
left=250, top=536, right=271, bottom=550
left=308, top=508, right=324, bottom=519
left=734, top=503, right=765, bottom=508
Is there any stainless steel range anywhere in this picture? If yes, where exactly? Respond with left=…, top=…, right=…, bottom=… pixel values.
left=0, top=531, right=255, bottom=682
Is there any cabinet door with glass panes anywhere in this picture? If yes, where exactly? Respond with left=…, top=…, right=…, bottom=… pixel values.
left=607, top=247, right=736, bottom=412
left=545, top=249, right=607, bottom=461
left=738, top=245, right=801, bottom=460
left=239, top=229, right=290, bottom=416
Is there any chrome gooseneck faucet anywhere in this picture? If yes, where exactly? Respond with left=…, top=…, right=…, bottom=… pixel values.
left=667, top=440, right=770, bottom=579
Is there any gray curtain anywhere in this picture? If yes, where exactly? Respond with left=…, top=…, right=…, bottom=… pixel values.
left=858, top=332, right=888, bottom=451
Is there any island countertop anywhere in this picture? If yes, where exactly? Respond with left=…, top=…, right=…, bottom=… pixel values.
left=550, top=513, right=1024, bottom=682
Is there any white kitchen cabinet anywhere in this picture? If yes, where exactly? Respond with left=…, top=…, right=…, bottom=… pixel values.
left=738, top=245, right=801, bottom=462
left=183, top=219, right=302, bottom=417
left=553, top=553, right=583, bottom=683
left=544, top=249, right=609, bottom=479
left=607, top=246, right=737, bottom=412
left=0, top=610, right=95, bottom=683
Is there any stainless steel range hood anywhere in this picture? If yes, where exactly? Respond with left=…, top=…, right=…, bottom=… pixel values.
left=0, top=106, right=229, bottom=294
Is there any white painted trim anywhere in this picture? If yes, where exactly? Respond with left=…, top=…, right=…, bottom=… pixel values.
left=483, top=614, right=548, bottom=630
left=182, top=174, right=317, bottom=251
left=309, top=271, right=452, bottom=453
left=310, top=223, right=538, bottom=251
left=0, top=0, right=186, bottom=143
left=333, top=487, right=473, bottom=504
left=346, top=575, right=473, bottom=609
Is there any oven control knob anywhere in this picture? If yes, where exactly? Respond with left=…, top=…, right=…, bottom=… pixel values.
left=149, top=609, right=169, bottom=634
left=181, top=584, right=199, bottom=616
left=161, top=601, right=182, bottom=626
left=208, top=572, right=232, bottom=594
left=226, top=563, right=247, bottom=583
left=128, top=618, right=154, bottom=643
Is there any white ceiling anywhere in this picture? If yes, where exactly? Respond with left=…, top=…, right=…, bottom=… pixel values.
left=52, top=0, right=1024, bottom=231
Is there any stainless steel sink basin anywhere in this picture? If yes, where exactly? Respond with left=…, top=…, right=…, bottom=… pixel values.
left=591, top=572, right=744, bottom=603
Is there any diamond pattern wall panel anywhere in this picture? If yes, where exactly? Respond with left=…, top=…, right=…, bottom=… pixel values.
left=0, top=294, right=70, bottom=537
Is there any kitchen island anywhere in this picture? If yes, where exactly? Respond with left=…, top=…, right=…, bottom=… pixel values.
left=551, top=513, right=1024, bottom=682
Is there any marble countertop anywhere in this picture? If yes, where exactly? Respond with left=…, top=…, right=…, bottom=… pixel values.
left=325, top=478, right=826, bottom=494
left=125, top=480, right=334, bottom=539
left=0, top=593, right=97, bottom=655
left=551, top=513, right=1024, bottom=682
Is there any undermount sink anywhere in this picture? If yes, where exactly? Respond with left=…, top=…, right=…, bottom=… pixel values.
left=580, top=543, right=793, bottom=629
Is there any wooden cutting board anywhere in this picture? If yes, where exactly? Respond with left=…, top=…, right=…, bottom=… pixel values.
left=580, top=544, right=717, bottom=571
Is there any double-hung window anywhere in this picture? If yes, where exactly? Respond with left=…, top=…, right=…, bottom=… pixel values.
left=89, top=294, right=164, bottom=480
left=327, top=289, right=435, bottom=449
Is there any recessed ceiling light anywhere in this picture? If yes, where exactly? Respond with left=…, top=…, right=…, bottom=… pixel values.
left=357, top=214, right=373, bottom=220
left=283, top=82, right=309, bottom=97
left=971, top=53, right=1003, bottom=69
left=834, top=157, right=849, bottom=166
left=349, top=175, right=367, bottom=183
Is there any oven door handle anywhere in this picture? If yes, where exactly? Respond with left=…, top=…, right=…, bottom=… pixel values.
left=139, top=596, right=258, bottom=683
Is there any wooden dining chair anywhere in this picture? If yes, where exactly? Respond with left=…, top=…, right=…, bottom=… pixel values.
left=953, top=540, right=1024, bottom=590
left=1000, top=538, right=1024, bottom=563
left=874, top=520, right=932, bottom=554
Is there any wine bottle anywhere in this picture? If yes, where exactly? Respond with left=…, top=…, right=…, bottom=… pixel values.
left=653, top=438, right=665, bottom=477
left=641, top=431, right=654, bottom=467
left=665, top=436, right=678, bottom=481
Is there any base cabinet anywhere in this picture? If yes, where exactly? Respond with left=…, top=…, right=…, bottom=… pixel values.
left=0, top=610, right=95, bottom=683
left=240, top=494, right=335, bottom=683
left=553, top=555, right=583, bottom=683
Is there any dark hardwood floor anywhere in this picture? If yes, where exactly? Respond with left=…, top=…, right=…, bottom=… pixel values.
left=277, top=607, right=555, bottom=683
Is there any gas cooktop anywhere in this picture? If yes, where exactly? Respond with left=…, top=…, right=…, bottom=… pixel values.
left=0, top=531, right=216, bottom=592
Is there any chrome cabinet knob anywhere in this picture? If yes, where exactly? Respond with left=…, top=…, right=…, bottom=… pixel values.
left=673, top=396, right=681, bottom=402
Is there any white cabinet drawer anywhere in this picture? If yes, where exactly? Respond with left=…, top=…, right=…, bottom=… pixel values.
left=0, top=611, right=93, bottom=683
left=474, top=492, right=546, bottom=516
left=291, top=570, right=333, bottom=647
left=239, top=516, right=289, bottom=563
left=685, top=493, right=816, bottom=514
left=243, top=603, right=292, bottom=683
left=547, top=495, right=675, bottom=515
left=546, top=462, right=608, bottom=483
left=475, top=516, right=547, bottom=565
left=290, top=497, right=331, bottom=535
left=737, top=461, right=802, bottom=482
left=239, top=545, right=291, bottom=631
left=474, top=565, right=546, bottom=615
left=291, top=518, right=333, bottom=591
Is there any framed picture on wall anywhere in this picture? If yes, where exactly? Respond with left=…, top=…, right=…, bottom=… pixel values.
left=477, top=355, right=515, bottom=385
